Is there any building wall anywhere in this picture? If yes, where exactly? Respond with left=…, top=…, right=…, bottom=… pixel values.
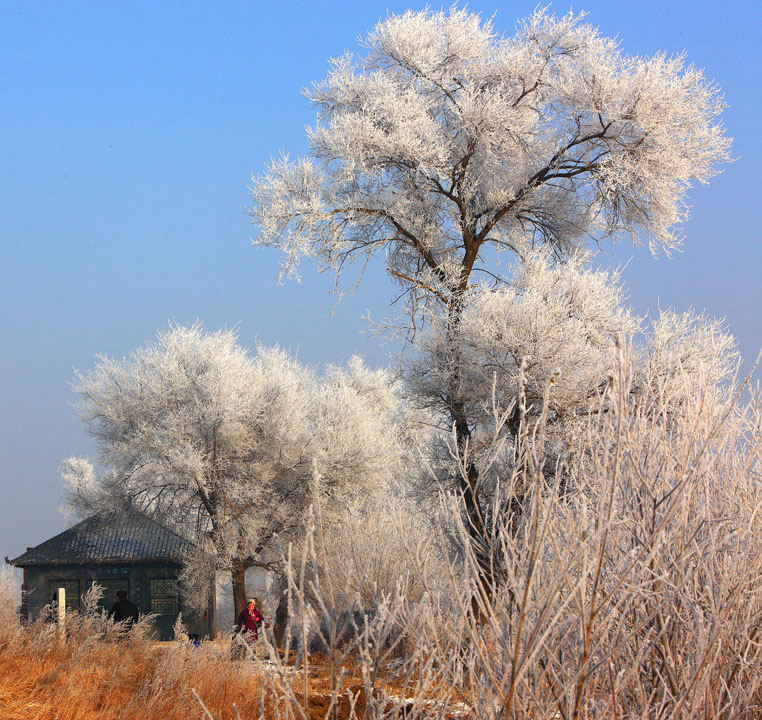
left=25, top=562, right=215, bottom=640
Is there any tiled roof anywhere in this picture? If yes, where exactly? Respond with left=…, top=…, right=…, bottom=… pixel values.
left=10, top=511, right=195, bottom=566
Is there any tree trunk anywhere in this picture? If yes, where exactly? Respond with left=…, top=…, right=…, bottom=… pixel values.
left=273, top=575, right=290, bottom=649
left=445, top=289, right=496, bottom=611
left=231, top=559, right=248, bottom=624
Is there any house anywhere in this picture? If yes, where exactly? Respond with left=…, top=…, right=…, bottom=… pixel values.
left=7, top=510, right=215, bottom=640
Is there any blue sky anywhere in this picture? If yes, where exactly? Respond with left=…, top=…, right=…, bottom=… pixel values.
left=1, top=0, right=760, bottom=562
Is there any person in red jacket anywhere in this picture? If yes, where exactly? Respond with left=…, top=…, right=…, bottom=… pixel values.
left=236, top=597, right=264, bottom=643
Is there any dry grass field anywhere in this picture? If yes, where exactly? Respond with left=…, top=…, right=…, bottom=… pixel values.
left=0, top=610, right=417, bottom=720
left=0, top=626, right=267, bottom=720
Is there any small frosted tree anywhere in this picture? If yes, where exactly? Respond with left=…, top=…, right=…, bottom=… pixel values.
left=70, top=325, right=403, bottom=619
left=249, top=7, right=731, bottom=565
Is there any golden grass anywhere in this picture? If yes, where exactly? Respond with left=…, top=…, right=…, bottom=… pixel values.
left=0, top=624, right=402, bottom=720
left=0, top=627, right=268, bottom=720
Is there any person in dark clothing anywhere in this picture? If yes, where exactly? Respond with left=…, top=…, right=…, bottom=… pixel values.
left=108, top=589, right=140, bottom=627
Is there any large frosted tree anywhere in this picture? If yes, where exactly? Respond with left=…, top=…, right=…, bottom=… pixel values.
left=69, top=325, right=403, bottom=618
left=249, top=7, right=731, bottom=560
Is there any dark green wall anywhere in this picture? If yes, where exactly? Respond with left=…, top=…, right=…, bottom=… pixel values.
left=24, top=561, right=215, bottom=640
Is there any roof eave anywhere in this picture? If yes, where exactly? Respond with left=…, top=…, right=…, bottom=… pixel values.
left=10, top=556, right=188, bottom=567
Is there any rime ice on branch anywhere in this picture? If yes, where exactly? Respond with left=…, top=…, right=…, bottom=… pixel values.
left=250, top=6, right=731, bottom=306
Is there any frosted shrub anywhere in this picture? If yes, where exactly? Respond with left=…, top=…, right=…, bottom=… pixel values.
left=264, top=346, right=762, bottom=719
left=428, top=355, right=762, bottom=719
left=313, top=487, right=442, bottom=613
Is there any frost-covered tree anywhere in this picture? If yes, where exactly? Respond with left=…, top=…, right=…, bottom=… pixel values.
left=407, top=251, right=738, bottom=529
left=405, top=251, right=637, bottom=509
left=407, top=250, right=639, bottom=436
left=643, top=309, right=740, bottom=414
left=69, top=325, right=403, bottom=619
left=249, top=7, right=731, bottom=559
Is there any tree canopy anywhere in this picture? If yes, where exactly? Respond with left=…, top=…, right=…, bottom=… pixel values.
left=250, top=6, right=730, bottom=316
left=68, top=325, right=404, bottom=618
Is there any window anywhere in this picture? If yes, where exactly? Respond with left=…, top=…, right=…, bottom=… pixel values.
left=149, top=578, right=178, bottom=615
left=47, top=580, right=80, bottom=612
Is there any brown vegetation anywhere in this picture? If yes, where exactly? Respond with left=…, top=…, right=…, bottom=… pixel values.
left=0, top=624, right=266, bottom=720
left=0, top=621, right=420, bottom=720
